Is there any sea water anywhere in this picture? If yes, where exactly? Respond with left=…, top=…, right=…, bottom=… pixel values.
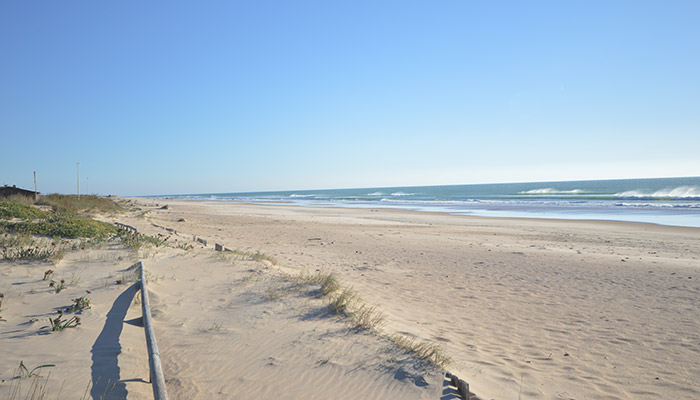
left=159, top=177, right=700, bottom=228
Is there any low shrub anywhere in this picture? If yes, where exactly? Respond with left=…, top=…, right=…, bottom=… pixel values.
left=1, top=215, right=118, bottom=239
left=0, top=202, right=49, bottom=220
left=36, top=194, right=122, bottom=215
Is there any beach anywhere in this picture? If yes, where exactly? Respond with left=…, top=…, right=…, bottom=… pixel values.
left=2, top=198, right=699, bottom=399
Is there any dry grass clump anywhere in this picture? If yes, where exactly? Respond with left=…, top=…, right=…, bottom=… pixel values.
left=121, top=232, right=168, bottom=250
left=319, top=273, right=340, bottom=295
left=293, top=270, right=446, bottom=366
left=0, top=234, right=66, bottom=264
left=2, top=246, right=58, bottom=262
left=290, top=271, right=340, bottom=295
left=328, top=288, right=357, bottom=315
left=325, top=286, right=386, bottom=331
left=262, top=268, right=448, bottom=368
left=231, top=249, right=277, bottom=264
left=390, top=333, right=451, bottom=369
left=0, top=194, right=35, bottom=206
left=350, top=303, right=386, bottom=331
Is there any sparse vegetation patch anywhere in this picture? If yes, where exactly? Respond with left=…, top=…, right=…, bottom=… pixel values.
left=43, top=310, right=80, bottom=331
left=36, top=194, right=122, bottom=215
left=390, top=333, right=451, bottom=369
left=0, top=202, right=49, bottom=220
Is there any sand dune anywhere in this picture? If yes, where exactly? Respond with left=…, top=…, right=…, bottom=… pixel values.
left=2, top=198, right=699, bottom=399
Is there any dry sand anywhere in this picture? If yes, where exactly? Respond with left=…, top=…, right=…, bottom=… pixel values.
left=2, top=198, right=699, bottom=399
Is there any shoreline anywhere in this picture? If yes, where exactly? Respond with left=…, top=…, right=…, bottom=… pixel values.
left=143, top=176, right=700, bottom=228
left=147, top=196, right=700, bottom=232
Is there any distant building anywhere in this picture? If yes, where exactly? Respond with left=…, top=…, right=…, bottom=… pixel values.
left=0, top=185, right=40, bottom=201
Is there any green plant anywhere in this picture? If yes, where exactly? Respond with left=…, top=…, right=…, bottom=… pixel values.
left=121, top=232, right=168, bottom=249
left=0, top=202, right=49, bottom=220
left=43, top=311, right=80, bottom=331
left=67, top=296, right=91, bottom=312
left=43, top=269, right=54, bottom=281
left=49, top=279, right=66, bottom=293
left=17, top=361, right=55, bottom=378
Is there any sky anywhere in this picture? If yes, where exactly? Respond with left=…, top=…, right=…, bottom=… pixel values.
left=1, top=1, right=699, bottom=196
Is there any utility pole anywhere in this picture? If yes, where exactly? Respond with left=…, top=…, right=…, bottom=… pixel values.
left=76, top=163, right=80, bottom=198
left=34, top=171, right=38, bottom=201
left=86, top=177, right=88, bottom=196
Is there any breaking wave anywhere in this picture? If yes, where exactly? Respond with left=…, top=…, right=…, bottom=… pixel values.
left=615, top=186, right=700, bottom=200
left=519, top=188, right=586, bottom=195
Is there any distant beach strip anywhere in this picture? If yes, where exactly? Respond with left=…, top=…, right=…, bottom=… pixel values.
left=153, top=177, right=700, bottom=228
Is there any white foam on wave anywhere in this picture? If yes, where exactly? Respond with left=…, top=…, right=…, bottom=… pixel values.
left=366, top=192, right=384, bottom=196
left=390, top=192, right=414, bottom=196
left=615, top=202, right=700, bottom=209
left=289, top=194, right=314, bottom=198
left=615, top=186, right=700, bottom=199
left=519, top=188, right=585, bottom=195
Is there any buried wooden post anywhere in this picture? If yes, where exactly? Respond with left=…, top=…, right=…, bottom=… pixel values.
left=447, top=372, right=470, bottom=400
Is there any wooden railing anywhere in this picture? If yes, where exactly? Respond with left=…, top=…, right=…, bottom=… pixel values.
left=115, top=222, right=138, bottom=234
left=138, top=261, right=169, bottom=400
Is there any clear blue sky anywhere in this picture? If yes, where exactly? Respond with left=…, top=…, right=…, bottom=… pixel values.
left=1, top=1, right=698, bottom=196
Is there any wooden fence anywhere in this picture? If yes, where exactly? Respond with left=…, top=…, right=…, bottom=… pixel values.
left=115, top=222, right=138, bottom=234
left=138, top=261, right=169, bottom=400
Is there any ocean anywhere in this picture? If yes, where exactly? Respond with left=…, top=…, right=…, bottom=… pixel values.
left=158, top=177, right=700, bottom=228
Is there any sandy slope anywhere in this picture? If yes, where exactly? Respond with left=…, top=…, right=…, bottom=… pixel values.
left=122, top=198, right=700, bottom=400
left=1, top=212, right=443, bottom=399
left=0, top=242, right=153, bottom=399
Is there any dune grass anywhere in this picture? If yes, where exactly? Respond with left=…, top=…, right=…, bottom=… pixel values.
left=231, top=249, right=277, bottom=264
left=285, top=270, right=449, bottom=368
left=287, top=271, right=386, bottom=332
left=390, top=333, right=452, bottom=369
left=36, top=194, right=122, bottom=215
left=120, top=232, right=168, bottom=249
